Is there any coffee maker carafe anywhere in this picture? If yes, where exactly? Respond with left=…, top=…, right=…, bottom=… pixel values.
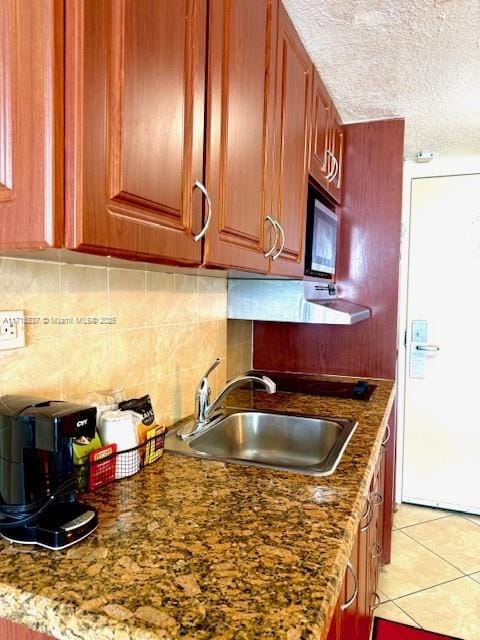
left=0, top=395, right=98, bottom=549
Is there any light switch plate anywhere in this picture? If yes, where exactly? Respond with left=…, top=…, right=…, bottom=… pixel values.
left=0, top=310, right=25, bottom=350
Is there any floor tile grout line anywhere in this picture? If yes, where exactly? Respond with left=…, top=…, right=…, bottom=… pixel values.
left=374, top=597, right=423, bottom=629
left=395, top=513, right=452, bottom=530
left=399, top=527, right=475, bottom=577
left=391, top=574, right=472, bottom=605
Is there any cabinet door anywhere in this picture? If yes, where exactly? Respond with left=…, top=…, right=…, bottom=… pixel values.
left=203, top=0, right=277, bottom=272
left=328, top=107, right=344, bottom=204
left=65, top=0, right=206, bottom=265
left=0, top=618, right=54, bottom=639
left=269, top=4, right=311, bottom=276
left=0, top=0, right=61, bottom=249
left=310, top=68, right=331, bottom=192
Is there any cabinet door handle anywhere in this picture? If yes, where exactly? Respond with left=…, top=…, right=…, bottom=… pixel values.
left=325, top=150, right=335, bottom=180
left=272, top=221, right=285, bottom=260
left=264, top=216, right=279, bottom=257
left=328, top=154, right=338, bottom=183
left=371, top=591, right=381, bottom=611
left=341, top=561, right=358, bottom=611
left=360, top=496, right=373, bottom=532
left=193, top=181, right=212, bottom=242
left=382, top=424, right=391, bottom=447
left=372, top=542, right=383, bottom=559
left=372, top=492, right=384, bottom=507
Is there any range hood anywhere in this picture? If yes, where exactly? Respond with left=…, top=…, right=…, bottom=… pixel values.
left=227, top=279, right=371, bottom=325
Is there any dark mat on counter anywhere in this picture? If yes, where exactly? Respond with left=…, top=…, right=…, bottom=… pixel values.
left=246, top=370, right=377, bottom=400
left=373, top=618, right=463, bottom=640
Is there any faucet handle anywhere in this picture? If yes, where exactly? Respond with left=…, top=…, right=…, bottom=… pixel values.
left=202, top=358, right=221, bottom=380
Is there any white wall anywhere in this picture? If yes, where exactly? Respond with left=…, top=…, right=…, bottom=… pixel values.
left=395, top=155, right=480, bottom=503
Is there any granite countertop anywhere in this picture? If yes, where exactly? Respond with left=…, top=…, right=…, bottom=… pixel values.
left=0, top=376, right=395, bottom=640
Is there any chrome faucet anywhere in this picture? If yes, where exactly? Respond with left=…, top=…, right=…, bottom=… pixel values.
left=176, top=359, right=276, bottom=440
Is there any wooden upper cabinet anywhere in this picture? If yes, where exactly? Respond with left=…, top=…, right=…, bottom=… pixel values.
left=0, top=0, right=62, bottom=249
left=203, top=0, right=278, bottom=273
left=329, top=106, right=344, bottom=203
left=65, top=0, right=207, bottom=265
left=309, top=67, right=344, bottom=204
left=310, top=69, right=331, bottom=193
left=269, top=4, right=311, bottom=277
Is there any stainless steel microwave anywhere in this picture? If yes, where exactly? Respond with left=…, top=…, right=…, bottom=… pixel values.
left=304, top=188, right=338, bottom=280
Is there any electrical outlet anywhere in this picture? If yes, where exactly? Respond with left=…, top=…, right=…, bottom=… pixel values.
left=0, top=310, right=25, bottom=350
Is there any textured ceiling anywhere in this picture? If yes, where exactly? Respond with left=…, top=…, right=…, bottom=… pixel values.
left=283, top=0, right=480, bottom=158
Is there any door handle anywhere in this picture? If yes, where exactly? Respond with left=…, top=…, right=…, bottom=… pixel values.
left=415, top=345, right=440, bottom=352
left=264, top=216, right=279, bottom=257
left=272, top=221, right=285, bottom=260
left=192, top=181, right=212, bottom=242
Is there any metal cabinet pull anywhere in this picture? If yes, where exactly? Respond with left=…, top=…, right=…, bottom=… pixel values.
left=372, top=542, right=383, bottom=559
left=371, top=591, right=381, bottom=610
left=329, top=154, right=339, bottom=183
left=372, top=492, right=384, bottom=507
left=272, top=221, right=285, bottom=260
left=360, top=496, right=373, bottom=532
left=341, top=561, right=358, bottom=611
left=416, top=344, right=440, bottom=352
left=193, top=181, right=212, bottom=242
left=325, top=150, right=335, bottom=181
left=264, top=216, right=279, bottom=257
left=382, top=424, right=391, bottom=447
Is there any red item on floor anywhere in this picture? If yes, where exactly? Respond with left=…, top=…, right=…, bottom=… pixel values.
left=373, top=618, right=463, bottom=640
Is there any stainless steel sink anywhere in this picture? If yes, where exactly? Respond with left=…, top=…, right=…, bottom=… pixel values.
left=165, top=410, right=357, bottom=476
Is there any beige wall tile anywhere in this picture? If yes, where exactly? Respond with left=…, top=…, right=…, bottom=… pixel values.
left=393, top=503, right=450, bottom=529
left=471, top=573, right=480, bottom=584
left=61, top=334, right=109, bottom=399
left=175, top=323, right=200, bottom=372
left=108, top=268, right=146, bottom=330
left=149, top=375, right=175, bottom=427
left=145, top=271, right=175, bottom=326
left=0, top=338, right=61, bottom=398
left=173, top=365, right=203, bottom=422
left=147, top=325, right=176, bottom=379
left=60, top=265, right=109, bottom=334
left=217, top=319, right=227, bottom=360
left=198, top=276, right=227, bottom=320
left=0, top=259, right=228, bottom=426
left=173, top=274, right=198, bottom=323
left=226, top=319, right=253, bottom=378
left=397, top=577, right=480, bottom=640
left=378, top=530, right=462, bottom=600
left=0, top=258, right=60, bottom=338
left=109, top=329, right=148, bottom=390
left=404, top=516, right=480, bottom=574
left=198, top=320, right=218, bottom=366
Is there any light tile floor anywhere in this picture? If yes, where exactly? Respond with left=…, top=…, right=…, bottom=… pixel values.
left=375, top=503, right=480, bottom=640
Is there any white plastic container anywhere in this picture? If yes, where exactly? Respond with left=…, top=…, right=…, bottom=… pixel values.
left=98, top=410, right=142, bottom=479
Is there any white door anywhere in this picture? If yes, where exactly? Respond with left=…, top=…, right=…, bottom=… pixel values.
left=403, top=173, right=480, bottom=515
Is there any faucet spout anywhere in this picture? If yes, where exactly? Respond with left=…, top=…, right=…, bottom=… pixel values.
left=176, top=361, right=276, bottom=440
left=206, top=374, right=276, bottom=420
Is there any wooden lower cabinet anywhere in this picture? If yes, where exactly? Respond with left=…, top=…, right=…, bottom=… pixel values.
left=327, top=424, right=388, bottom=640
left=0, top=619, right=54, bottom=639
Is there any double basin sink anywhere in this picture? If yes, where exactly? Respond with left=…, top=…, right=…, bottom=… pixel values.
left=165, top=409, right=357, bottom=476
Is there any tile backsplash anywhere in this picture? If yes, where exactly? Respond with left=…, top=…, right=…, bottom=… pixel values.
left=0, top=258, right=228, bottom=427
left=226, top=320, right=253, bottom=379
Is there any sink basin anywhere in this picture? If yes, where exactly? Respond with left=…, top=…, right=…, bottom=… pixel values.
left=165, top=410, right=357, bottom=476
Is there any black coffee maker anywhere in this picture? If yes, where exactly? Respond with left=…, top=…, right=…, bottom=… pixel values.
left=0, top=395, right=98, bottom=550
